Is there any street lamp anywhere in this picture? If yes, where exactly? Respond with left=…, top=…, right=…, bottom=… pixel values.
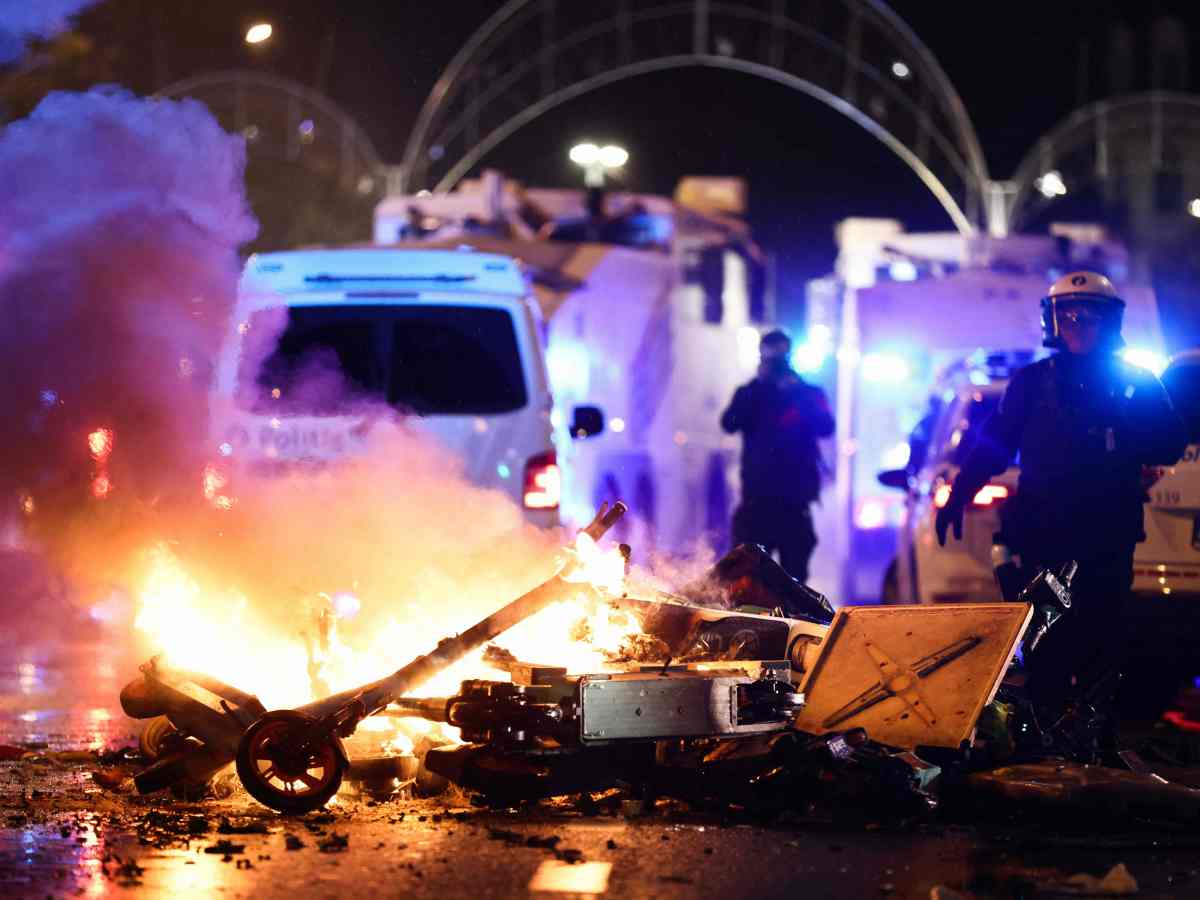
left=1036, top=170, right=1067, bottom=199
left=569, top=142, right=628, bottom=187
left=245, top=22, right=273, bottom=45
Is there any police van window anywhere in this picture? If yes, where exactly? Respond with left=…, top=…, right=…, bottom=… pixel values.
left=244, top=309, right=387, bottom=414
left=389, top=306, right=527, bottom=414
left=239, top=305, right=527, bottom=416
left=1162, top=361, right=1200, bottom=444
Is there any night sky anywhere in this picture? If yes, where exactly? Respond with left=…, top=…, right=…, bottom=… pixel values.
left=64, top=0, right=1200, bottom=322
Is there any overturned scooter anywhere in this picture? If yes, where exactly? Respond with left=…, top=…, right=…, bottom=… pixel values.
left=121, top=502, right=629, bottom=813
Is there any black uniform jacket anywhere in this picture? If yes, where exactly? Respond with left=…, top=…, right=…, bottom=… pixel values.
left=951, top=352, right=1187, bottom=559
left=720, top=371, right=835, bottom=506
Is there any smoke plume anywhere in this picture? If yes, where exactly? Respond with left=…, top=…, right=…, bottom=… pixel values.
left=0, top=86, right=565, bottom=695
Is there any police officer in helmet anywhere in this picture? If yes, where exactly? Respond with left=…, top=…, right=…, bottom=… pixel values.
left=935, top=271, right=1186, bottom=729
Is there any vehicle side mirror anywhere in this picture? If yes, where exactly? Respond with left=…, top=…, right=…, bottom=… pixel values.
left=877, top=469, right=909, bottom=490
left=571, top=405, right=604, bottom=439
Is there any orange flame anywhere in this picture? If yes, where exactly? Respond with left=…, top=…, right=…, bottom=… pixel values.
left=132, top=531, right=641, bottom=725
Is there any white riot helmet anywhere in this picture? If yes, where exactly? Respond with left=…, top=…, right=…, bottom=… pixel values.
left=1039, top=271, right=1126, bottom=350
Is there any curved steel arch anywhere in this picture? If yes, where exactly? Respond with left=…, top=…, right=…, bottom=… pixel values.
left=158, top=69, right=385, bottom=193
left=400, top=0, right=989, bottom=234
left=1007, top=92, right=1200, bottom=232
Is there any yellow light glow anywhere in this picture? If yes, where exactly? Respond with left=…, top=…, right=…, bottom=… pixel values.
left=245, top=23, right=273, bottom=44
left=88, top=427, right=114, bottom=462
left=933, top=484, right=952, bottom=508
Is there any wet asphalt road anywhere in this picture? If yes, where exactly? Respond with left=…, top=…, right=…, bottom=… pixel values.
left=4, top=634, right=1200, bottom=898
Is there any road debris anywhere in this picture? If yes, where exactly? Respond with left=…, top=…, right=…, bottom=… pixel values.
left=317, top=832, right=349, bottom=853
left=1055, top=862, right=1139, bottom=895
left=96, top=501, right=1200, bottom=838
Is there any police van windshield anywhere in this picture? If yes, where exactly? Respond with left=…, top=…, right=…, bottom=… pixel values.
left=1162, top=361, right=1200, bottom=444
left=240, top=305, right=527, bottom=416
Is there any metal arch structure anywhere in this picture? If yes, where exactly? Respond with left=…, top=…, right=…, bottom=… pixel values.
left=158, top=70, right=386, bottom=196
left=399, top=0, right=989, bottom=234
left=1005, top=92, right=1200, bottom=233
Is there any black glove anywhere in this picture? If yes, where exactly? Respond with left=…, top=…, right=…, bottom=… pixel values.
left=935, top=497, right=964, bottom=546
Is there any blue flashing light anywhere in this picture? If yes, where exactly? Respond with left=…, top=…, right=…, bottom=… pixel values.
left=968, top=369, right=991, bottom=386
left=861, top=352, right=911, bottom=384
left=497, top=462, right=511, bottom=479
left=792, top=342, right=828, bottom=374
left=546, top=340, right=591, bottom=396
left=1121, top=346, right=1167, bottom=377
left=792, top=324, right=833, bottom=374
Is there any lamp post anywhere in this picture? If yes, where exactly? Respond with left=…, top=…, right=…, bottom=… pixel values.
left=568, top=143, right=628, bottom=188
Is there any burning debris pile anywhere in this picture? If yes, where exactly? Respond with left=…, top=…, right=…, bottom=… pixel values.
left=114, top=501, right=1200, bottom=828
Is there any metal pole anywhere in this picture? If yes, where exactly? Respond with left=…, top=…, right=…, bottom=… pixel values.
left=834, top=286, right=859, bottom=603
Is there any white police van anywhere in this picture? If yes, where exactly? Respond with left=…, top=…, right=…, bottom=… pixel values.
left=209, top=247, right=598, bottom=525
left=1135, top=349, right=1200, bottom=597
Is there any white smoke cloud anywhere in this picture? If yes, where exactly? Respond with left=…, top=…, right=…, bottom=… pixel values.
left=0, top=87, right=256, bottom=585
left=0, top=84, right=564, bottom=691
left=0, top=0, right=96, bottom=63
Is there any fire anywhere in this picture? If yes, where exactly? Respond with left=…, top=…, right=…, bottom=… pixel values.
left=132, top=529, right=644, bottom=734
left=563, top=531, right=626, bottom=595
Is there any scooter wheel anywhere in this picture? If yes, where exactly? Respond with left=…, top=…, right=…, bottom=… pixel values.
left=235, top=710, right=344, bottom=814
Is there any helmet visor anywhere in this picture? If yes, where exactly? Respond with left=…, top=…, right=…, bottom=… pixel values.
left=1057, top=301, right=1106, bottom=328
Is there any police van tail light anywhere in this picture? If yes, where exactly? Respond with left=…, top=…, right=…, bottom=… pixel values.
left=933, top=483, right=1009, bottom=509
left=972, top=485, right=1009, bottom=506
left=523, top=450, right=560, bottom=510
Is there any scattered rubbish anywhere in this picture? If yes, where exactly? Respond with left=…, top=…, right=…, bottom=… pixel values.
left=104, top=499, right=1200, bottom=835
left=92, top=768, right=129, bottom=791
left=218, top=816, right=270, bottom=835
left=318, top=832, right=349, bottom=853
left=204, top=839, right=245, bottom=856
left=963, top=763, right=1200, bottom=828
left=555, top=847, right=585, bottom=864
left=1055, top=862, right=1139, bottom=895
